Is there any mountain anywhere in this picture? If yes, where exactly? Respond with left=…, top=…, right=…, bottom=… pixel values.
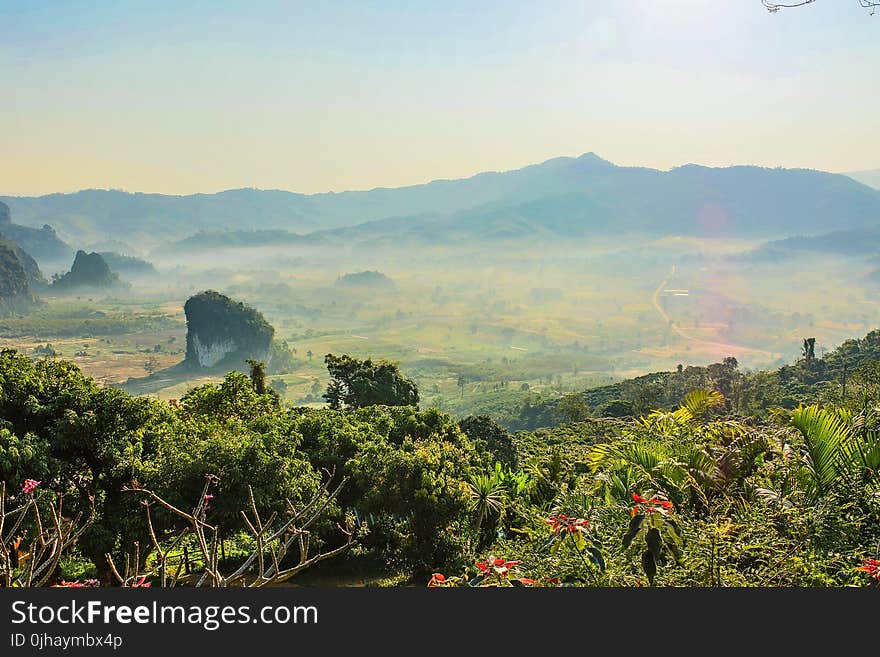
left=735, top=227, right=880, bottom=263
left=98, top=252, right=158, bottom=277
left=0, top=241, right=39, bottom=316
left=158, top=229, right=318, bottom=256
left=183, top=290, right=274, bottom=369
left=310, top=161, right=880, bottom=247
left=3, top=154, right=880, bottom=250
left=51, top=250, right=127, bottom=290
left=847, top=169, right=880, bottom=191
left=0, top=200, right=71, bottom=263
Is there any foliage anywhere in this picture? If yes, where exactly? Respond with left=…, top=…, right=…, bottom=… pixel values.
left=323, top=353, right=419, bottom=409
left=458, top=415, right=518, bottom=469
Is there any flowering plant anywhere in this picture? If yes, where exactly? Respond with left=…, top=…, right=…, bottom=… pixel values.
left=22, top=479, right=41, bottom=495
left=856, top=558, right=880, bottom=583
left=622, top=493, right=683, bottom=585
left=544, top=513, right=605, bottom=573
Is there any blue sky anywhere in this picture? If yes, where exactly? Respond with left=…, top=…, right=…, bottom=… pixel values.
left=2, top=0, right=878, bottom=194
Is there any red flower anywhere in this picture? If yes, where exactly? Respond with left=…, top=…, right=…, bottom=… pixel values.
left=547, top=515, right=590, bottom=535
left=632, top=493, right=673, bottom=515
left=53, top=580, right=87, bottom=588
left=130, top=575, right=151, bottom=588
left=518, top=578, right=536, bottom=586
left=204, top=494, right=214, bottom=501
left=477, top=556, right=521, bottom=578
left=427, top=573, right=446, bottom=587
left=857, top=558, right=880, bottom=581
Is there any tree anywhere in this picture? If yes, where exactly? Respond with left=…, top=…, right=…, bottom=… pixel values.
left=599, top=399, right=636, bottom=418
left=349, top=425, right=474, bottom=576
left=246, top=358, right=267, bottom=395
left=802, top=337, right=816, bottom=365
left=459, top=415, right=518, bottom=469
left=143, top=356, right=158, bottom=376
left=322, top=354, right=419, bottom=410
left=557, top=392, right=591, bottom=424
left=0, top=349, right=172, bottom=581
left=763, top=0, right=879, bottom=12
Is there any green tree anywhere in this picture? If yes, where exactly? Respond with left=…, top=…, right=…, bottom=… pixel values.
left=458, top=415, right=518, bottom=469
left=246, top=358, right=267, bottom=395
left=0, top=349, right=172, bottom=580
left=557, top=392, right=591, bottom=423
left=322, top=354, right=419, bottom=410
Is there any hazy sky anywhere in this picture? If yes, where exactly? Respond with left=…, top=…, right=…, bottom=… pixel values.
left=2, top=0, right=878, bottom=196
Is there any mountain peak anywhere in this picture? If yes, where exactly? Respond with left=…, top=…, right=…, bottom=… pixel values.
left=575, top=152, right=614, bottom=166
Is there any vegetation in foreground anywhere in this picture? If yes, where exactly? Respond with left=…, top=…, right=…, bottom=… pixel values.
left=1, top=335, right=880, bottom=588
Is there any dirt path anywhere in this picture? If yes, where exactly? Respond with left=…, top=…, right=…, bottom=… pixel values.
left=651, top=265, right=776, bottom=359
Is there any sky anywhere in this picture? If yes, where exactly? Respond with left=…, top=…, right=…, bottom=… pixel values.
left=2, top=0, right=879, bottom=196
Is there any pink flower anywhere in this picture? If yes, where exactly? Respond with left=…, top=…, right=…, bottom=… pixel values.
left=130, top=575, right=151, bottom=588
left=203, top=494, right=214, bottom=501
left=22, top=479, right=41, bottom=495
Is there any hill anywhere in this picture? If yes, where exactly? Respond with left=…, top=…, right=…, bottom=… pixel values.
left=734, top=227, right=880, bottom=262
left=0, top=237, right=46, bottom=288
left=505, top=328, right=880, bottom=431
left=0, top=200, right=71, bottom=263
left=51, top=250, right=126, bottom=290
left=157, top=229, right=316, bottom=255
left=4, top=154, right=880, bottom=250
left=98, top=252, right=158, bottom=276
left=183, top=290, right=274, bottom=370
left=334, top=270, right=395, bottom=290
left=0, top=241, right=39, bottom=316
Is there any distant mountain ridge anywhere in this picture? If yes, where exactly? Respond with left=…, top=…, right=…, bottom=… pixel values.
left=0, top=200, right=71, bottom=263
left=3, top=154, right=880, bottom=250
left=847, top=170, right=880, bottom=191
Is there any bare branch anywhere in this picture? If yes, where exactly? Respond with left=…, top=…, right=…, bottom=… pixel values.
left=763, top=0, right=878, bottom=12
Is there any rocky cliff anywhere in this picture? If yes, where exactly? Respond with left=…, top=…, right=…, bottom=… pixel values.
left=0, top=241, right=38, bottom=316
left=183, top=290, right=274, bottom=369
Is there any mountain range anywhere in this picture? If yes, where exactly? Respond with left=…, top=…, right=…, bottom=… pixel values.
left=2, top=153, right=879, bottom=254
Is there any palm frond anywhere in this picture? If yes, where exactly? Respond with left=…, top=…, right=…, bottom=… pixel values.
left=790, top=404, right=851, bottom=499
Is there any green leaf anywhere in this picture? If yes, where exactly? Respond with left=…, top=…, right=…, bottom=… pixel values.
left=587, top=546, right=606, bottom=571
left=646, top=527, right=663, bottom=560
left=641, top=550, right=656, bottom=585
left=663, top=519, right=683, bottom=545
left=622, top=514, right=645, bottom=547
